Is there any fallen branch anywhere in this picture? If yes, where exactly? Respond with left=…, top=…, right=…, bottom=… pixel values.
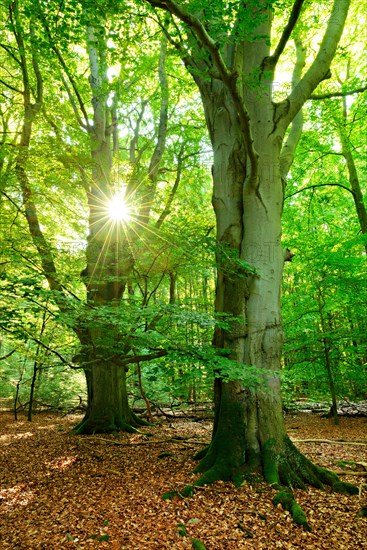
left=293, top=438, right=367, bottom=446
left=86, top=436, right=207, bottom=447
left=333, top=471, right=367, bottom=476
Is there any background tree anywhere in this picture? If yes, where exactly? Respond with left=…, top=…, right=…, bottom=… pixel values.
left=0, top=0, right=216, bottom=428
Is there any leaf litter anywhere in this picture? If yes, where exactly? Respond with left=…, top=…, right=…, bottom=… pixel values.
left=0, top=412, right=366, bottom=549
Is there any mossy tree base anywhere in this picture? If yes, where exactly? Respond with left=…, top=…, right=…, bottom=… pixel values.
left=194, top=434, right=357, bottom=493
left=191, top=434, right=358, bottom=530
left=72, top=358, right=154, bottom=435
left=72, top=410, right=151, bottom=435
left=273, top=488, right=311, bottom=531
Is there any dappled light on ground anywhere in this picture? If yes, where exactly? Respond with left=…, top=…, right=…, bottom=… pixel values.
left=46, top=456, right=78, bottom=471
left=0, top=431, right=34, bottom=445
left=0, top=484, right=35, bottom=509
left=0, top=412, right=366, bottom=549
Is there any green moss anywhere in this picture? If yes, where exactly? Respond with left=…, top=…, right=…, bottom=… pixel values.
left=194, top=390, right=245, bottom=482
left=290, top=502, right=311, bottom=532
left=262, top=439, right=280, bottom=487
left=194, top=462, right=233, bottom=486
left=131, top=412, right=154, bottom=427
left=357, top=507, right=367, bottom=517
left=332, top=481, right=358, bottom=495
left=273, top=489, right=293, bottom=509
left=316, top=466, right=339, bottom=487
left=72, top=413, right=139, bottom=435
left=278, top=460, right=306, bottom=490
left=181, top=485, right=195, bottom=497
left=191, top=538, right=207, bottom=549
left=194, top=447, right=215, bottom=474
left=194, top=446, right=209, bottom=461
left=239, top=468, right=262, bottom=485
left=245, top=448, right=262, bottom=471
left=232, top=473, right=245, bottom=487
left=162, top=491, right=179, bottom=500
left=273, top=489, right=311, bottom=532
left=177, top=523, right=187, bottom=537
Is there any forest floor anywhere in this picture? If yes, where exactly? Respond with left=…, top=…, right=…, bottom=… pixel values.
left=0, top=411, right=366, bottom=549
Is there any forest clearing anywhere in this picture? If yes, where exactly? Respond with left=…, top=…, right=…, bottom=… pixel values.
left=0, top=411, right=366, bottom=549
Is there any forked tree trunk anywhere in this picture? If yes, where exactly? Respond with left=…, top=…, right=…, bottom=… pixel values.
left=193, top=93, right=356, bottom=510
left=165, top=2, right=358, bottom=506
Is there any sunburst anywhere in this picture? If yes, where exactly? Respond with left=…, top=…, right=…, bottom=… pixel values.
left=107, top=192, right=131, bottom=222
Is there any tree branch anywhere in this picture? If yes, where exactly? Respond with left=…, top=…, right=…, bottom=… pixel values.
left=144, top=0, right=259, bottom=189
left=0, top=42, right=22, bottom=66
left=139, top=34, right=169, bottom=224
left=0, top=324, right=77, bottom=369
left=279, top=0, right=351, bottom=132
left=30, top=19, right=43, bottom=105
left=0, top=349, right=16, bottom=361
left=119, top=350, right=167, bottom=366
left=280, top=39, right=306, bottom=183
left=156, top=143, right=184, bottom=229
left=0, top=78, right=23, bottom=95
left=59, top=72, right=86, bottom=129
left=268, top=0, right=306, bottom=69
left=310, top=85, right=367, bottom=100
left=285, top=182, right=355, bottom=200
left=38, top=11, right=90, bottom=129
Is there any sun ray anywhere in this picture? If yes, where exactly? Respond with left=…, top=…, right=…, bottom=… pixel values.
left=107, top=192, right=131, bottom=222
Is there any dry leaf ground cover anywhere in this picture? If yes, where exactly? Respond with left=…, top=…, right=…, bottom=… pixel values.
left=0, top=411, right=366, bottom=549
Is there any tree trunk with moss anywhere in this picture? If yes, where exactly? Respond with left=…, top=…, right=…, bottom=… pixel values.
left=146, top=0, right=357, bottom=502
left=194, top=76, right=294, bottom=484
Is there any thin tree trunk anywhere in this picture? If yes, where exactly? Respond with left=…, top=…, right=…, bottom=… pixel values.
left=317, top=292, right=339, bottom=425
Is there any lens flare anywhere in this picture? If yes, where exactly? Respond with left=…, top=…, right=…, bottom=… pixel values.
left=107, top=193, right=130, bottom=222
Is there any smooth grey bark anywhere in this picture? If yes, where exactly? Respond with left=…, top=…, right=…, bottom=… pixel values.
left=146, top=0, right=354, bottom=490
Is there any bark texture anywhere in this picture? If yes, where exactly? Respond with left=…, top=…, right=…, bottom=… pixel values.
left=145, top=0, right=354, bottom=499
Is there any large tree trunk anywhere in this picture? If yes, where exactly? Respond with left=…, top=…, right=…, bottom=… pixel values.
left=144, top=0, right=356, bottom=529
left=191, top=34, right=355, bottom=504
left=73, top=24, right=138, bottom=434
left=194, top=102, right=356, bottom=508
left=73, top=355, right=141, bottom=434
left=195, top=82, right=289, bottom=481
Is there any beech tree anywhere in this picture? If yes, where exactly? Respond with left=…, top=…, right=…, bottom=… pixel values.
left=143, top=0, right=359, bottom=513
left=0, top=0, right=210, bottom=433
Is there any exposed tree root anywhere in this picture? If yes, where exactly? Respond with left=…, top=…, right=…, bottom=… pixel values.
left=72, top=413, right=150, bottom=435
left=185, top=435, right=358, bottom=530
left=334, top=471, right=367, bottom=476
left=273, top=488, right=311, bottom=531
left=131, top=411, right=154, bottom=427
left=71, top=406, right=156, bottom=434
